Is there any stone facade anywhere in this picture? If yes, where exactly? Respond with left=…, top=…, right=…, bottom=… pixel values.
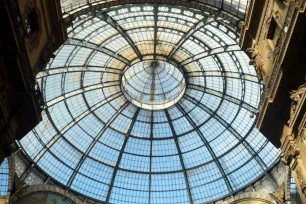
left=240, top=0, right=306, bottom=202
left=280, top=83, right=306, bottom=203
left=240, top=0, right=306, bottom=146
left=0, top=0, right=67, bottom=164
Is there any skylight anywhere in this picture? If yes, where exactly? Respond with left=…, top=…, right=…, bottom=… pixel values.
left=19, top=4, right=280, bottom=204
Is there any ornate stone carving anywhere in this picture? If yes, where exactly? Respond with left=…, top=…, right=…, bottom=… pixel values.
left=290, top=84, right=306, bottom=102
left=282, top=143, right=300, bottom=164
left=296, top=168, right=306, bottom=196
left=288, top=83, right=306, bottom=125
left=255, top=0, right=306, bottom=123
left=273, top=0, right=303, bottom=62
left=284, top=0, right=302, bottom=7
left=218, top=192, right=277, bottom=204
left=270, top=183, right=285, bottom=204
left=247, top=45, right=266, bottom=79
left=259, top=0, right=273, bottom=42
left=18, top=185, right=83, bottom=204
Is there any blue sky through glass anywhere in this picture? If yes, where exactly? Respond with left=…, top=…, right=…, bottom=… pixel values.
left=0, top=158, right=9, bottom=196
left=18, top=4, right=280, bottom=204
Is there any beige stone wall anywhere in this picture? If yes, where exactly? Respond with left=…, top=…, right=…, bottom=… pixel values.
left=0, top=197, right=7, bottom=204
left=248, top=0, right=292, bottom=84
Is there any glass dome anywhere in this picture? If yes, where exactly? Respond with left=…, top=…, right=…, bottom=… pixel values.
left=19, top=4, right=280, bottom=204
left=122, top=60, right=186, bottom=110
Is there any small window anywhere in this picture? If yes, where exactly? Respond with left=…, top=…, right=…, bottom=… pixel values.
left=267, top=16, right=281, bottom=49
left=25, top=9, right=39, bottom=35
left=267, top=17, right=277, bottom=40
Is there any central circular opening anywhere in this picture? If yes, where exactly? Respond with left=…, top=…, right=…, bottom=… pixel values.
left=121, top=60, right=186, bottom=110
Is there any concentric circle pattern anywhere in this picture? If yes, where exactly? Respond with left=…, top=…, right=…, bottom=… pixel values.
left=122, top=60, right=185, bottom=110
left=19, top=4, right=280, bottom=204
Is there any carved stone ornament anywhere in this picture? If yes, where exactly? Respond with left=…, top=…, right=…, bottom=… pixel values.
left=246, top=45, right=266, bottom=79
left=218, top=192, right=277, bottom=204
left=259, top=0, right=273, bottom=42
left=16, top=184, right=83, bottom=204
left=295, top=168, right=306, bottom=196
left=288, top=83, right=306, bottom=125
left=257, top=0, right=305, bottom=105
left=284, top=0, right=303, bottom=7
left=274, top=0, right=303, bottom=61
left=269, top=183, right=285, bottom=204
left=282, top=143, right=300, bottom=164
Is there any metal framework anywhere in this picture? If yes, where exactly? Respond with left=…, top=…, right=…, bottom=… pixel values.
left=164, top=109, right=193, bottom=204
left=60, top=0, right=249, bottom=26
left=65, top=38, right=130, bottom=65
left=167, top=16, right=213, bottom=62
left=175, top=103, right=233, bottom=193
left=98, top=12, right=143, bottom=60
left=18, top=4, right=280, bottom=204
left=105, top=108, right=141, bottom=202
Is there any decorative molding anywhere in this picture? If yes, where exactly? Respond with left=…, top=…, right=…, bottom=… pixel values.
left=268, top=0, right=305, bottom=100
left=256, top=0, right=306, bottom=129
left=291, top=158, right=306, bottom=200
left=284, top=165, right=291, bottom=201
left=18, top=185, right=83, bottom=204
left=219, top=192, right=277, bottom=204
left=288, top=83, right=306, bottom=127
left=258, top=0, right=273, bottom=43
left=269, top=183, right=285, bottom=204
left=295, top=167, right=306, bottom=196
left=282, top=142, right=300, bottom=164
left=298, top=116, right=306, bottom=142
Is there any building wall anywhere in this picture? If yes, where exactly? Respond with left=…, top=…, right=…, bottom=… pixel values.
left=0, top=197, right=7, bottom=204
left=240, top=0, right=306, bottom=147
left=17, top=0, right=67, bottom=76
left=0, top=0, right=67, bottom=164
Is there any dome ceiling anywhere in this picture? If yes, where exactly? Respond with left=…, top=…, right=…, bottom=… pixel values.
left=19, top=4, right=280, bottom=204
left=60, top=0, right=250, bottom=20
left=121, top=60, right=186, bottom=110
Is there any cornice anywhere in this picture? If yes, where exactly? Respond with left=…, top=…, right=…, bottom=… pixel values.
left=19, top=185, right=83, bottom=204
left=219, top=192, right=277, bottom=204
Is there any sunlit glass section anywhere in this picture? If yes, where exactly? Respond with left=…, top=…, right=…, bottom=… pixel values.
left=60, top=0, right=250, bottom=20
left=122, top=60, right=186, bottom=110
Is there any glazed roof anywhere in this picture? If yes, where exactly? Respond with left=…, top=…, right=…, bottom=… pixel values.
left=19, top=4, right=280, bottom=204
